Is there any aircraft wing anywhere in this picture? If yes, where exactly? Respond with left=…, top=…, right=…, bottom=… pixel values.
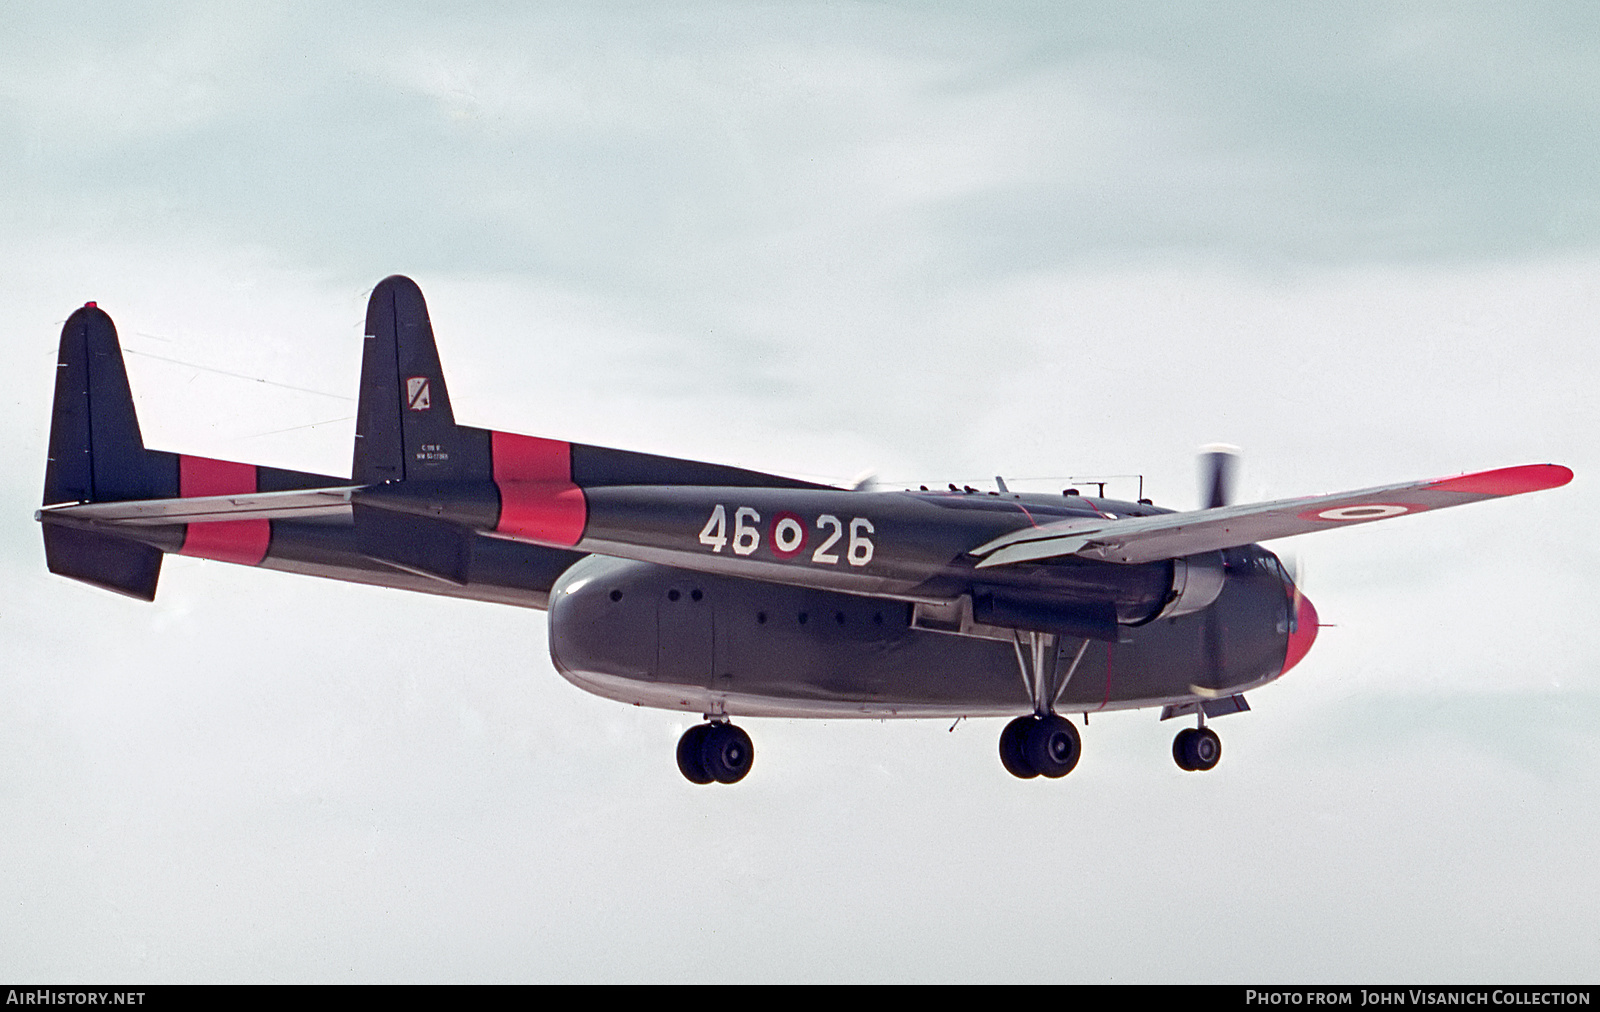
left=38, top=486, right=359, bottom=525
left=970, top=463, right=1573, bottom=567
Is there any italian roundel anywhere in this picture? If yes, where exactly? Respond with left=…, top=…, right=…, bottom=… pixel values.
left=1299, top=503, right=1414, bottom=521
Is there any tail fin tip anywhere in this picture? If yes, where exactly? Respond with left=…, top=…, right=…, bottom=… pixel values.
left=355, top=274, right=479, bottom=484
left=45, top=302, right=176, bottom=507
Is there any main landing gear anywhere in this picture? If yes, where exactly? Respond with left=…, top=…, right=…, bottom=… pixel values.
left=676, top=720, right=754, bottom=784
left=999, top=713, right=1082, bottom=779
left=1172, top=724, right=1221, bottom=772
left=998, top=630, right=1089, bottom=780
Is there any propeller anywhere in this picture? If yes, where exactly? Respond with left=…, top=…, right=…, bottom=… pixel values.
left=1278, top=550, right=1321, bottom=644
left=1189, top=443, right=1240, bottom=697
left=1281, top=551, right=1307, bottom=618
left=1186, top=444, right=1316, bottom=698
left=1198, top=443, right=1240, bottom=509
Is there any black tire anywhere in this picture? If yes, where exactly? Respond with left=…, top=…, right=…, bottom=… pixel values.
left=699, top=722, right=755, bottom=784
left=1172, top=728, right=1197, bottom=771
left=1024, top=714, right=1081, bottom=778
left=676, top=724, right=714, bottom=784
left=999, top=716, right=1039, bottom=779
left=1174, top=726, right=1221, bottom=771
left=1189, top=727, right=1221, bottom=771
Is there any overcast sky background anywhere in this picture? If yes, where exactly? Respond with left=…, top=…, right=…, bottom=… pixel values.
left=2, top=1, right=1597, bottom=983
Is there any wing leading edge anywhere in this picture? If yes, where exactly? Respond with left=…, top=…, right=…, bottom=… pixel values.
left=970, top=463, right=1573, bottom=568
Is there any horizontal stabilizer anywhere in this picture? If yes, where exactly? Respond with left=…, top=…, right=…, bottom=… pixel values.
left=971, top=463, right=1574, bottom=567
left=40, top=486, right=358, bottom=526
left=42, top=523, right=163, bottom=600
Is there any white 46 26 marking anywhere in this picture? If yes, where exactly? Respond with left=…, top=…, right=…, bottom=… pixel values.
left=699, top=505, right=874, bottom=567
left=698, top=504, right=728, bottom=552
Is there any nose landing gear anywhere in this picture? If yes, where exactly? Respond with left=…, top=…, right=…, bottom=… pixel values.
left=677, top=720, right=755, bottom=784
left=1172, top=725, right=1222, bottom=771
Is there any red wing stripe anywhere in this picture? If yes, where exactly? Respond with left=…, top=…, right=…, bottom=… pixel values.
left=1427, top=464, right=1573, bottom=496
left=177, top=455, right=271, bottom=565
left=491, top=431, right=587, bottom=546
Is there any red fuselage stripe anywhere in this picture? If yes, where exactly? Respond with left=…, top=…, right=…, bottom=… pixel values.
left=491, top=431, right=587, bottom=547
left=177, top=456, right=271, bottom=565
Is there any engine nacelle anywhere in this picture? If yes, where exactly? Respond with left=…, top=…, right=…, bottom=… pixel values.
left=1152, top=552, right=1227, bottom=621
left=952, top=551, right=1227, bottom=639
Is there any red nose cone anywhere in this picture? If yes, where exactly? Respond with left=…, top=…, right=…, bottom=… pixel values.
left=1281, top=592, right=1318, bottom=675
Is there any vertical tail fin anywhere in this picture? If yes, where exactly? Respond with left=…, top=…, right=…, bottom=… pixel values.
left=353, top=275, right=491, bottom=484
left=41, top=304, right=176, bottom=599
left=350, top=276, right=494, bottom=583
left=45, top=304, right=179, bottom=505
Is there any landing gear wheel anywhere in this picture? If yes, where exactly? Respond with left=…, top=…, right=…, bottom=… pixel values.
left=1172, top=728, right=1196, bottom=771
left=676, top=724, right=714, bottom=784
left=1173, top=726, right=1221, bottom=772
left=999, top=716, right=1040, bottom=779
left=697, top=722, right=755, bottom=784
left=1024, top=714, right=1081, bottom=779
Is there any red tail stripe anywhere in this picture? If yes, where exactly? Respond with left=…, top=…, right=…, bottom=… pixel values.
left=178, top=455, right=256, bottom=497
left=177, top=455, right=271, bottom=566
left=491, top=431, right=573, bottom=483
left=491, top=432, right=587, bottom=547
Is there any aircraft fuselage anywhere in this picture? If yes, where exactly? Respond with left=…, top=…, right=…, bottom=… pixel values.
left=549, top=541, right=1302, bottom=719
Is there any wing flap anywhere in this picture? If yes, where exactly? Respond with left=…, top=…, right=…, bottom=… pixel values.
left=972, top=463, right=1572, bottom=567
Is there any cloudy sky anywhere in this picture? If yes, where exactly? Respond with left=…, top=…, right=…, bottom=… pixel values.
left=2, top=1, right=1596, bottom=982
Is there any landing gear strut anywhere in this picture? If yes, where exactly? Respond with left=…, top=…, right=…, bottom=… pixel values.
left=998, top=631, right=1090, bottom=780
left=677, top=721, right=754, bottom=784
left=1172, top=725, right=1221, bottom=772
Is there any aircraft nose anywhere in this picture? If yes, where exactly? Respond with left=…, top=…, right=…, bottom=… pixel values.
left=1281, top=590, right=1318, bottom=675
